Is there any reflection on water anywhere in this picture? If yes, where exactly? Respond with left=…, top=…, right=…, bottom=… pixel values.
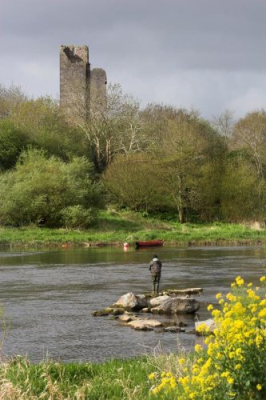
left=0, top=245, right=265, bottom=362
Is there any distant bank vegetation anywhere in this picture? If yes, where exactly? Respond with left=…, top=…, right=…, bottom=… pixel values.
left=0, top=83, right=266, bottom=229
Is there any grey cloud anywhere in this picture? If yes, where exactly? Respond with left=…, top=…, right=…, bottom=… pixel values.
left=1, top=0, right=266, bottom=117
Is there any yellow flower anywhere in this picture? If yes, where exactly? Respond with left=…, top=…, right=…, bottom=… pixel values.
left=178, top=358, right=185, bottom=365
left=221, top=371, right=230, bottom=378
left=236, top=276, right=244, bottom=286
left=260, top=276, right=266, bottom=282
left=207, top=304, right=213, bottom=311
left=258, top=309, right=266, bottom=318
left=170, top=376, right=176, bottom=389
left=148, top=372, right=156, bottom=380
left=256, top=384, right=262, bottom=391
left=195, top=344, right=202, bottom=353
left=255, top=335, right=263, bottom=346
left=227, top=377, right=234, bottom=385
left=216, top=293, right=222, bottom=299
left=226, top=293, right=237, bottom=301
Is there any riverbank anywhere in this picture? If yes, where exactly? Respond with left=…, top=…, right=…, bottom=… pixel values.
left=0, top=355, right=158, bottom=399
left=0, top=211, right=266, bottom=248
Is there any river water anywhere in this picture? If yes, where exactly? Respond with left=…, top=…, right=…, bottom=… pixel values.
left=0, top=245, right=265, bottom=363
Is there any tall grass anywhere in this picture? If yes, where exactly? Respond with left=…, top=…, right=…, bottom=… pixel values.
left=0, top=356, right=155, bottom=399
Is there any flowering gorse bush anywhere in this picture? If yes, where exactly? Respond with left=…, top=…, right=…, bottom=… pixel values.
left=149, top=276, right=266, bottom=399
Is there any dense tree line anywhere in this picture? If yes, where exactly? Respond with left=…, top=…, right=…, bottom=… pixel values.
left=0, top=83, right=265, bottom=227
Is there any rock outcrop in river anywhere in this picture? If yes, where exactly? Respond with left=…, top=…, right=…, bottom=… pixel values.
left=92, top=288, right=202, bottom=332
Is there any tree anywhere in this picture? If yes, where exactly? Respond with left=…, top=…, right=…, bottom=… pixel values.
left=153, top=109, right=226, bottom=222
left=65, top=82, right=143, bottom=171
left=212, top=109, right=235, bottom=138
left=0, top=84, right=27, bottom=119
left=104, top=107, right=227, bottom=222
left=103, top=153, right=168, bottom=212
left=230, top=110, right=266, bottom=179
left=220, top=152, right=266, bottom=221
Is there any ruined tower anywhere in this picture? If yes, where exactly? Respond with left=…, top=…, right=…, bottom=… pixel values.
left=60, top=45, right=107, bottom=122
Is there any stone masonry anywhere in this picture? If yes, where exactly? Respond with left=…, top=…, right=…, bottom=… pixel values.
left=60, top=45, right=107, bottom=122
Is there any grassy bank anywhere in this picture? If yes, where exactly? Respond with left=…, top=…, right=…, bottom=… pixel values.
left=0, top=355, right=158, bottom=399
left=0, top=210, right=266, bottom=248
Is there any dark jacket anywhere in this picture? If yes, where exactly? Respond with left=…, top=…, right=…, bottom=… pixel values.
left=149, top=257, right=162, bottom=276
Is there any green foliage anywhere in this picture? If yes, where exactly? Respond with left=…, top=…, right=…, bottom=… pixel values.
left=104, top=108, right=227, bottom=223
left=221, top=153, right=266, bottom=221
left=61, top=205, right=98, bottom=229
left=0, top=149, right=104, bottom=228
left=0, top=86, right=91, bottom=163
left=0, top=120, right=28, bottom=170
left=231, top=110, right=266, bottom=178
left=2, top=82, right=266, bottom=225
left=104, top=153, right=170, bottom=212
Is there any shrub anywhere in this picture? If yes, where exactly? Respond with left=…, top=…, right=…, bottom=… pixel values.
left=61, top=205, right=98, bottom=229
left=149, top=276, right=266, bottom=399
left=0, top=120, right=28, bottom=170
left=0, top=149, right=104, bottom=227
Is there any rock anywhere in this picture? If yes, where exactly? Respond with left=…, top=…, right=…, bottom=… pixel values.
left=161, top=321, right=177, bottom=327
left=92, top=307, right=124, bottom=317
left=163, top=327, right=185, bottom=333
left=141, top=308, right=151, bottom=313
left=113, top=292, right=148, bottom=311
left=163, top=288, right=203, bottom=296
left=112, top=308, right=124, bottom=316
left=92, top=308, right=114, bottom=317
left=127, top=319, right=162, bottom=331
left=150, top=295, right=170, bottom=307
left=118, top=314, right=138, bottom=323
left=178, top=321, right=188, bottom=327
left=151, top=297, right=200, bottom=314
left=195, top=319, right=216, bottom=335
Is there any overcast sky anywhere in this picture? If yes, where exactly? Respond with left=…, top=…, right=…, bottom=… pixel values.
left=1, top=0, right=266, bottom=120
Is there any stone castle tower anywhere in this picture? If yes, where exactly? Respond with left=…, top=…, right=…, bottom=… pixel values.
left=60, top=45, right=107, bottom=122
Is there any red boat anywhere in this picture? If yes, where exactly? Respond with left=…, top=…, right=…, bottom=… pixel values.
left=135, top=240, right=164, bottom=249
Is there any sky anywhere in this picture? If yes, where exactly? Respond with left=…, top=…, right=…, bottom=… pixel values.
left=1, top=0, right=266, bottom=120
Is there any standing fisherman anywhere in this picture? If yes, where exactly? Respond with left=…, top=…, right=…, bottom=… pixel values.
left=149, top=254, right=162, bottom=295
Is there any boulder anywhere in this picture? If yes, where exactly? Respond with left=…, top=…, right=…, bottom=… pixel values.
left=151, top=297, right=200, bottom=314
left=150, top=295, right=170, bottom=308
left=195, top=318, right=216, bottom=335
left=113, top=292, right=148, bottom=310
left=127, top=319, right=162, bottom=331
